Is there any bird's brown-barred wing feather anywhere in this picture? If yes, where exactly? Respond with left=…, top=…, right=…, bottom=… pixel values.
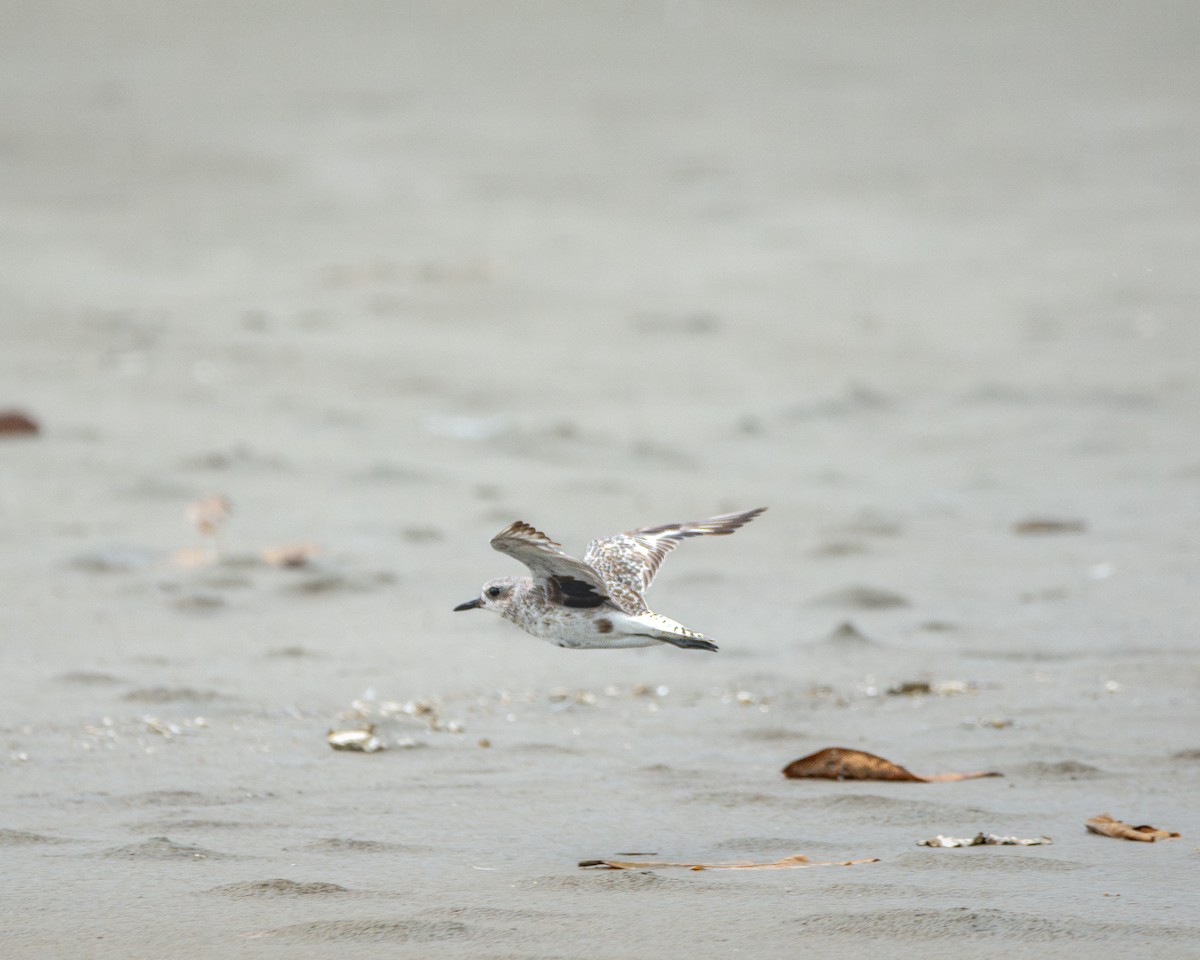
left=490, top=521, right=612, bottom=609
left=583, top=508, right=766, bottom=613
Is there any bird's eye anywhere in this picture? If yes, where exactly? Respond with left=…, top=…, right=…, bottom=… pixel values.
left=487, top=586, right=501, bottom=598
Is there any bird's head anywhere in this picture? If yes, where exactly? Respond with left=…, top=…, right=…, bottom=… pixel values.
left=453, top=576, right=521, bottom=614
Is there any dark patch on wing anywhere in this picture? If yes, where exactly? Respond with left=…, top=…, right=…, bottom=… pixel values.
left=552, top=575, right=608, bottom=608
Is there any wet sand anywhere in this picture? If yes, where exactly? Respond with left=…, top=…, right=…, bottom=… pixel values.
left=2, top=2, right=1199, bottom=957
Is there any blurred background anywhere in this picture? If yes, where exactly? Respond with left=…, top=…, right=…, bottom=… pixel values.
left=3, top=4, right=1199, bottom=954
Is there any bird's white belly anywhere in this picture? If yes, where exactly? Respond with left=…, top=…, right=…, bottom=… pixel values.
left=519, top=610, right=658, bottom=649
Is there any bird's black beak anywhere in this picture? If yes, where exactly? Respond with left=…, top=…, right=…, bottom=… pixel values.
left=454, top=597, right=483, bottom=611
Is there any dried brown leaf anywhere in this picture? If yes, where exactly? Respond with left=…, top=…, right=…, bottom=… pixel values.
left=579, top=854, right=879, bottom=871
left=1086, top=813, right=1180, bottom=842
left=782, top=746, right=1002, bottom=782
left=0, top=410, right=39, bottom=436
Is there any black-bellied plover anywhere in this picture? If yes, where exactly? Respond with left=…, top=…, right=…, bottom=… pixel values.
left=453, top=508, right=765, bottom=652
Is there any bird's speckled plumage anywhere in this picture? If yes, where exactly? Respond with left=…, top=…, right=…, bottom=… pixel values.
left=583, top=508, right=766, bottom=614
left=454, top=508, right=766, bottom=652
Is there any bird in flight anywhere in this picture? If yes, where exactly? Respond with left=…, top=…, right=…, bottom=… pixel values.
left=454, top=508, right=765, bottom=652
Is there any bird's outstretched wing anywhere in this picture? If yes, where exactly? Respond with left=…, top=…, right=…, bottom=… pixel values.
left=583, top=508, right=766, bottom=614
left=490, top=521, right=612, bottom=609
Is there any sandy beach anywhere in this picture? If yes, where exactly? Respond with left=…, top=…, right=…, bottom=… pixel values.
left=2, top=2, right=1198, bottom=957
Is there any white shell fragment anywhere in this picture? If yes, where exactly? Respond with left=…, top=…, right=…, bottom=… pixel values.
left=327, top=727, right=384, bottom=753
left=918, top=833, right=1053, bottom=847
left=325, top=692, right=459, bottom=753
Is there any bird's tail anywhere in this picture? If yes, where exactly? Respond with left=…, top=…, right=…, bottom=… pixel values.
left=629, top=612, right=718, bottom=653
